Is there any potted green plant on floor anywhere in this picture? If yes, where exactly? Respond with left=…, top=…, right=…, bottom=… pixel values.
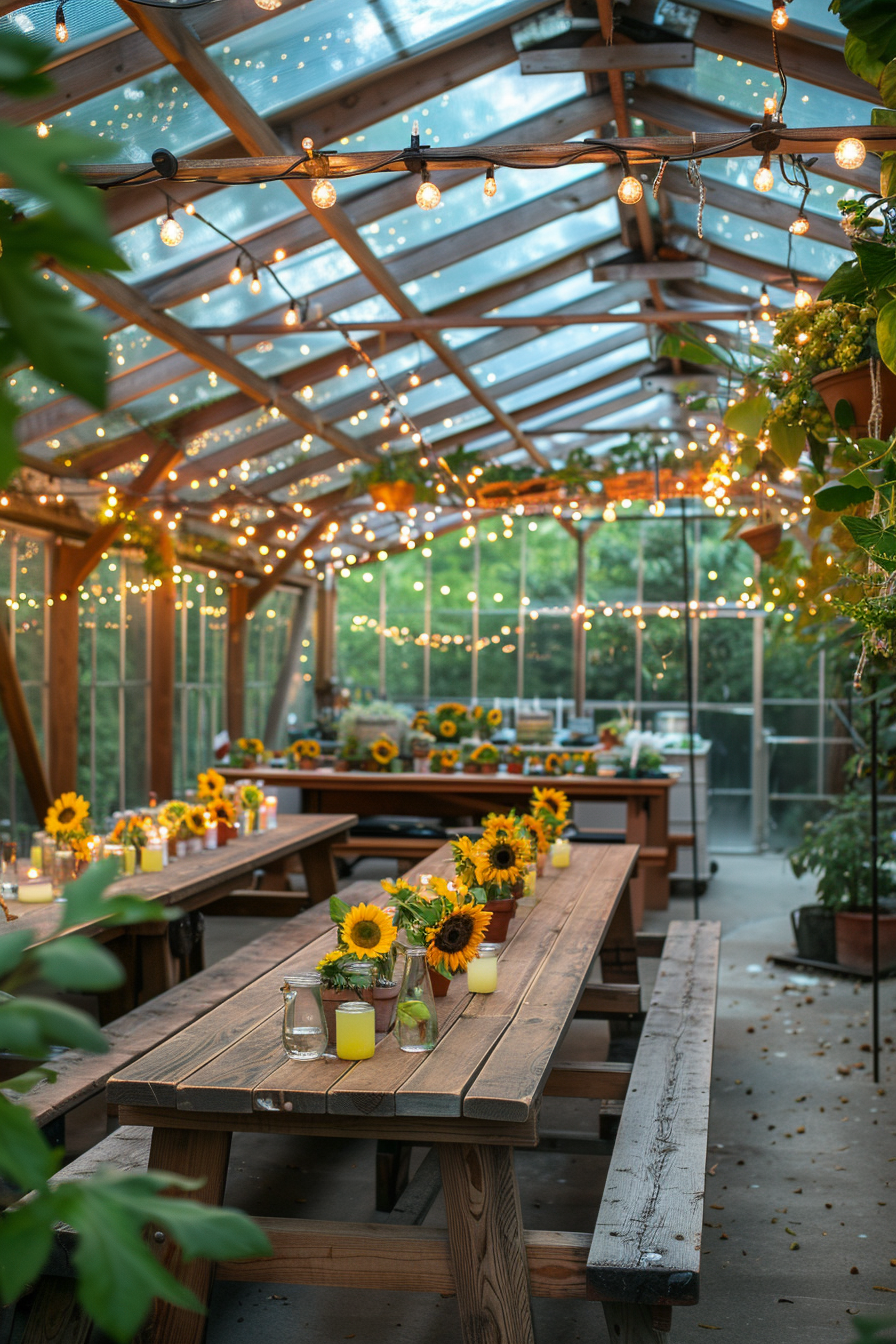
left=788, top=791, right=896, bottom=972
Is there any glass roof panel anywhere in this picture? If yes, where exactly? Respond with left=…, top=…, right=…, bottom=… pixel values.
left=649, top=47, right=865, bottom=126
left=0, top=0, right=131, bottom=55
left=501, top=341, right=649, bottom=414
left=698, top=156, right=853, bottom=223
left=55, top=64, right=229, bottom=156
left=668, top=199, right=851, bottom=279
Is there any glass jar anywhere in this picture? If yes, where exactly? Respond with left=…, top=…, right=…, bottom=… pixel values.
left=335, top=1001, right=375, bottom=1060
left=466, top=942, right=499, bottom=994
left=31, top=830, right=46, bottom=872
left=550, top=838, right=571, bottom=868
left=281, top=973, right=328, bottom=1060
left=395, top=946, right=438, bottom=1053
left=0, top=834, right=18, bottom=900
left=51, top=848, right=76, bottom=899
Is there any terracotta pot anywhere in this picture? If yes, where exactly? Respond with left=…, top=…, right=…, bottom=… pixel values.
left=216, top=822, right=229, bottom=848
left=479, top=762, right=499, bottom=774
left=299, top=757, right=318, bottom=771
left=506, top=761, right=523, bottom=774
left=439, top=764, right=456, bottom=774
left=369, top=480, right=416, bottom=511
left=483, top=897, right=515, bottom=942
left=463, top=763, right=479, bottom=774
left=812, top=360, right=896, bottom=439
left=429, top=968, right=451, bottom=997
left=321, top=983, right=400, bottom=1041
left=834, top=911, right=896, bottom=974
left=739, top=521, right=783, bottom=559
left=334, top=759, right=351, bottom=772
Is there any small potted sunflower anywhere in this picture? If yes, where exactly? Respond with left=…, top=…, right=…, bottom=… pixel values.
left=185, top=804, right=207, bottom=855
left=364, top=734, right=400, bottom=772
left=159, top=799, right=190, bottom=858
left=44, top=792, right=93, bottom=881
left=452, top=816, right=529, bottom=940
left=479, top=705, right=504, bottom=741
left=464, top=742, right=501, bottom=774
left=384, top=874, right=492, bottom=1004
left=231, top=736, right=265, bottom=768
left=529, top=786, right=571, bottom=873
left=317, top=898, right=400, bottom=1036
left=428, top=702, right=474, bottom=744
left=505, top=744, right=524, bottom=774
left=429, top=745, right=460, bottom=774
left=206, top=794, right=237, bottom=846
left=409, top=729, right=435, bottom=772
left=289, top=738, right=321, bottom=770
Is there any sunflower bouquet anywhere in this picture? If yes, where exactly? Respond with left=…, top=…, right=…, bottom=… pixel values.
left=429, top=746, right=460, bottom=773
left=159, top=799, right=190, bottom=842
left=44, top=792, right=93, bottom=856
left=529, top=785, right=570, bottom=843
left=365, top=734, right=400, bottom=771
left=318, top=898, right=399, bottom=990
left=383, top=875, right=492, bottom=980
left=197, top=767, right=226, bottom=801
left=206, top=795, right=236, bottom=829
left=289, top=738, right=321, bottom=768
left=478, top=706, right=503, bottom=741
left=109, top=814, right=151, bottom=851
left=428, top=702, right=475, bottom=743
left=465, top=742, right=500, bottom=773
left=543, top=751, right=572, bottom=777
left=231, top=736, right=266, bottom=767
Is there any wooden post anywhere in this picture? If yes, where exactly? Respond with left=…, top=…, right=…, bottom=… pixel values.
left=314, top=568, right=336, bottom=713
left=227, top=583, right=248, bottom=742
left=149, top=533, right=175, bottom=800
left=0, top=619, right=52, bottom=822
left=263, top=587, right=313, bottom=746
left=47, top=543, right=80, bottom=799
left=573, top=527, right=586, bottom=717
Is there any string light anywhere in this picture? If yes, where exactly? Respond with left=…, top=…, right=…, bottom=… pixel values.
left=284, top=301, right=298, bottom=327
left=794, top=288, right=813, bottom=309
left=311, top=179, right=337, bottom=208
left=753, top=152, right=774, bottom=192
left=54, top=4, right=67, bottom=41
left=763, top=94, right=778, bottom=116
left=228, top=262, right=243, bottom=285
left=273, top=247, right=286, bottom=261
left=618, top=171, right=644, bottom=205
left=759, top=285, right=770, bottom=307
left=409, top=372, right=421, bottom=387
left=484, top=167, right=497, bottom=198
left=790, top=213, right=809, bottom=234
left=249, top=270, right=262, bottom=295
left=771, top=1, right=788, bottom=29
left=159, top=210, right=183, bottom=247
left=834, top=137, right=866, bottom=170
left=254, top=0, right=281, bottom=9
left=36, top=122, right=49, bottom=138
left=416, top=167, right=440, bottom=210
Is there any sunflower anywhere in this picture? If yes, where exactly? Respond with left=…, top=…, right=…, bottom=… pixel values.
left=451, top=834, right=480, bottom=884
left=291, top=738, right=320, bottom=760
left=45, top=792, right=90, bottom=837
left=531, top=786, right=570, bottom=823
left=473, top=705, right=483, bottom=719
left=425, top=901, right=491, bottom=974
left=439, top=719, right=457, bottom=738
left=474, top=830, right=527, bottom=887
left=381, top=877, right=418, bottom=898
left=370, top=735, right=398, bottom=765
left=483, top=812, right=519, bottom=839
left=522, top=812, right=550, bottom=855
left=544, top=753, right=563, bottom=775
left=197, top=768, right=225, bottom=800
left=486, top=707, right=502, bottom=727
left=341, top=903, right=397, bottom=959
left=412, top=711, right=431, bottom=732
left=316, top=948, right=347, bottom=973
left=208, top=796, right=236, bottom=825
left=186, top=805, right=207, bottom=836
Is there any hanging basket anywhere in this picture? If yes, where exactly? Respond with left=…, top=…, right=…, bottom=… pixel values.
left=812, top=360, right=896, bottom=439
left=369, top=480, right=416, bottom=511
left=738, top=521, right=783, bottom=559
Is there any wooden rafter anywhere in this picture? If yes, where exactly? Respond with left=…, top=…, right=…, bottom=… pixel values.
left=0, top=619, right=52, bottom=821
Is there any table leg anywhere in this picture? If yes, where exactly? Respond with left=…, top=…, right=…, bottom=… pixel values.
left=438, top=1143, right=535, bottom=1344
left=643, top=790, right=669, bottom=912
left=141, top=1125, right=232, bottom=1344
left=598, top=880, right=639, bottom=988
left=602, top=1303, right=670, bottom=1344
left=300, top=837, right=340, bottom=903
left=375, top=1138, right=411, bottom=1212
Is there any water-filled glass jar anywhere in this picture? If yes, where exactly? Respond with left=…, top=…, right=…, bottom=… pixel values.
left=395, top=946, right=438, bottom=1052
left=281, top=972, right=328, bottom=1060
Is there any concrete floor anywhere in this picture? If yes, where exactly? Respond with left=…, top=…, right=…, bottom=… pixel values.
left=192, top=852, right=896, bottom=1344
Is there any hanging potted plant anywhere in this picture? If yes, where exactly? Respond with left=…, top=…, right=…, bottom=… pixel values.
left=739, top=507, right=784, bottom=559
left=355, top=451, right=426, bottom=512
left=316, top=899, right=400, bottom=1037
left=789, top=792, right=896, bottom=973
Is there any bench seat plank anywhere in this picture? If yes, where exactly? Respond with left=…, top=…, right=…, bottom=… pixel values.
left=586, top=920, right=720, bottom=1306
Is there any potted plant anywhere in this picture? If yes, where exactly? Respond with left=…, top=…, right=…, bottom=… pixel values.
left=464, top=742, right=500, bottom=774
left=479, top=706, right=503, bottom=740
left=289, top=738, right=321, bottom=770
left=530, top=786, right=571, bottom=875
left=230, top=736, right=265, bottom=768
left=409, top=729, right=435, bottom=772
left=788, top=792, right=896, bottom=972
left=362, top=734, right=400, bottom=772
left=159, top=799, right=190, bottom=857
left=383, top=873, right=492, bottom=996
left=354, top=451, right=427, bottom=512
left=185, top=805, right=207, bottom=855
left=451, top=822, right=529, bottom=941
left=206, top=794, right=237, bottom=845
left=428, top=745, right=459, bottom=774
left=427, top=701, right=475, bottom=745
left=315, top=898, right=400, bottom=1036
left=505, top=744, right=524, bottom=774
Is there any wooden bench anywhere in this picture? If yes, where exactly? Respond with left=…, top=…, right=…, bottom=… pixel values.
left=331, top=834, right=444, bottom=874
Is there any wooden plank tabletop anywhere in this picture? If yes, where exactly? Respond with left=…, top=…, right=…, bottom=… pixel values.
left=1, top=813, right=356, bottom=946
left=220, top=767, right=675, bottom=801
left=108, top=841, right=637, bottom=1129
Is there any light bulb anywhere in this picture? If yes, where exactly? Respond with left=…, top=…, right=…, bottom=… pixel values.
left=273, top=247, right=286, bottom=261
left=409, top=372, right=421, bottom=387
left=771, top=3, right=788, bottom=29
left=54, top=6, right=68, bottom=41
left=618, top=175, right=644, bottom=204
left=284, top=303, right=298, bottom=327
left=790, top=214, right=809, bottom=235
left=337, top=364, right=350, bottom=377
left=254, top=0, right=281, bottom=9
left=185, top=202, right=195, bottom=215
left=399, top=422, right=410, bottom=434
left=36, top=122, right=49, bottom=138
left=159, top=213, right=183, bottom=247
left=380, top=414, right=390, bottom=428
left=484, top=168, right=497, bottom=198
left=759, top=286, right=770, bottom=307
left=834, top=137, right=866, bottom=170
left=794, top=288, right=812, bottom=309
left=311, top=179, right=337, bottom=209
left=753, top=162, right=774, bottom=192
left=249, top=272, right=262, bottom=295
left=416, top=179, right=441, bottom=210
left=229, top=264, right=243, bottom=285
left=301, top=385, right=313, bottom=400
left=763, top=94, right=778, bottom=116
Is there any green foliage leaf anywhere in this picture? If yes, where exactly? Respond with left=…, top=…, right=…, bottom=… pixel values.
left=880, top=56, right=896, bottom=106
left=877, top=297, right=896, bottom=374
left=0, top=265, right=109, bottom=408
left=819, top=258, right=868, bottom=305
left=723, top=393, right=770, bottom=440
left=842, top=512, right=896, bottom=569
left=855, top=239, right=896, bottom=291
left=0, top=31, right=53, bottom=98
left=396, top=999, right=431, bottom=1025
left=814, top=472, right=875, bottom=511
left=58, top=858, right=169, bottom=930
left=0, top=1094, right=60, bottom=1191
left=837, top=0, right=896, bottom=64
left=768, top=418, right=806, bottom=468
left=32, top=936, right=125, bottom=993
left=0, top=126, right=111, bottom=241
left=808, top=432, right=828, bottom=476
left=881, top=150, right=896, bottom=199
left=0, top=996, right=108, bottom=1057
left=328, top=895, right=350, bottom=925
left=2, top=1065, right=57, bottom=1094
left=0, top=1195, right=55, bottom=1302
left=0, top=927, right=33, bottom=981
left=0, top=211, right=126, bottom=274
left=658, top=332, right=723, bottom=367
left=845, top=29, right=886, bottom=84
left=0, top=390, right=19, bottom=488
left=835, top=397, right=857, bottom=429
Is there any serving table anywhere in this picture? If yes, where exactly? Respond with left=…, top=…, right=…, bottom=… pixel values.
left=108, top=840, right=639, bottom=1344
left=2, top=815, right=355, bottom=1008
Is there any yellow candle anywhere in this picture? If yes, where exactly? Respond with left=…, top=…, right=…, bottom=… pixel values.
left=141, top=846, right=164, bottom=872
left=523, top=865, right=536, bottom=898
left=30, top=845, right=43, bottom=870
left=18, top=880, right=53, bottom=903
left=550, top=839, right=571, bottom=868
left=466, top=945, right=499, bottom=994
left=335, top=1002, right=375, bottom=1059
left=123, top=847, right=137, bottom=875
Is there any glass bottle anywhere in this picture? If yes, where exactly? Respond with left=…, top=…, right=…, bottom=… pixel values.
left=395, top=946, right=438, bottom=1053
left=0, top=826, right=17, bottom=901
left=281, top=972, right=328, bottom=1060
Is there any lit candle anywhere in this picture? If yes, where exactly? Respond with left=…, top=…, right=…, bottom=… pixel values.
left=123, top=846, right=137, bottom=875
left=265, top=795, right=278, bottom=829
left=466, top=943, right=499, bottom=993
left=550, top=838, right=571, bottom=868
left=141, top=844, right=164, bottom=873
left=523, top=864, right=536, bottom=898
left=18, top=870, right=54, bottom=903
left=30, top=845, right=43, bottom=870
left=203, top=812, right=218, bottom=849
left=335, top=1001, right=375, bottom=1059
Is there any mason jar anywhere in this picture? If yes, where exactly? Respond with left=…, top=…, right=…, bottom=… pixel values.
left=281, top=972, right=328, bottom=1060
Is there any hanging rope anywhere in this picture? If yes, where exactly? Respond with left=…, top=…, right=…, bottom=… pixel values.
left=687, top=156, right=706, bottom=239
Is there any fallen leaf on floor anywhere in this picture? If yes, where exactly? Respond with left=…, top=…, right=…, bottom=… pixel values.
left=850, top=1267, right=860, bottom=1275
left=790, top=1242, right=800, bottom=1250
left=698, top=1326, right=721, bottom=1330
left=873, top=1287, right=896, bottom=1294
left=777, top=1299, right=794, bottom=1304
left=710, top=1204, right=724, bottom=1210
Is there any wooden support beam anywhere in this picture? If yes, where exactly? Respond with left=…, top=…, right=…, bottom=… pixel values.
left=47, top=547, right=80, bottom=798
left=113, top=0, right=552, bottom=471
left=226, top=584, right=248, bottom=742
left=592, top=260, right=707, bottom=283
left=520, top=42, right=693, bottom=73
left=149, top=532, right=175, bottom=800
left=314, top=572, right=336, bottom=713
left=573, top=528, right=586, bottom=717
left=0, top=620, right=52, bottom=823
left=195, top=308, right=753, bottom=335
left=263, top=588, right=313, bottom=747
left=544, top=1060, right=632, bottom=1101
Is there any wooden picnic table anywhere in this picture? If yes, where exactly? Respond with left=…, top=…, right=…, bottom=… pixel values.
left=3, top=815, right=355, bottom=1011
left=221, top=765, right=675, bottom=908
left=108, top=840, right=639, bottom=1344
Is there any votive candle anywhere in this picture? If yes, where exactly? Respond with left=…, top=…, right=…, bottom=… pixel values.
left=466, top=943, right=499, bottom=994
left=550, top=838, right=571, bottom=868
left=265, top=795, right=278, bottom=829
left=18, top=871, right=53, bottom=903
left=141, top=844, right=164, bottom=873
left=335, top=1001, right=375, bottom=1059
